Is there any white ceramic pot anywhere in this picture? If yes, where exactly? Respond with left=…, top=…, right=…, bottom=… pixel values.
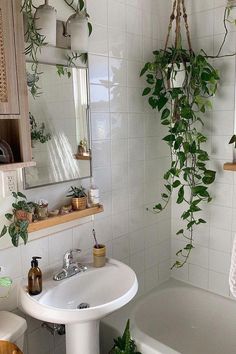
left=35, top=1, right=57, bottom=46
left=67, top=13, right=89, bottom=53
left=166, top=63, right=187, bottom=89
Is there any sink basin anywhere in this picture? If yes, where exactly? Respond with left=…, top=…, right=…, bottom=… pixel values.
left=19, top=258, right=138, bottom=354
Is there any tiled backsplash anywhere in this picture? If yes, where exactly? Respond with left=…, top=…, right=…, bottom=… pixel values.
left=171, top=0, right=236, bottom=298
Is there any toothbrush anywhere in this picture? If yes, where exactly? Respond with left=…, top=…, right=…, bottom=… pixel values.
left=92, top=229, right=99, bottom=249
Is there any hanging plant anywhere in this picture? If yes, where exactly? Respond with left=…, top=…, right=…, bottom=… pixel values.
left=64, top=0, right=93, bottom=36
left=141, top=0, right=220, bottom=269
left=56, top=52, right=88, bottom=78
left=22, top=0, right=47, bottom=98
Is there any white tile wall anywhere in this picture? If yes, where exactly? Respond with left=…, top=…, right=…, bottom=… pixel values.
left=171, top=0, right=236, bottom=299
left=0, top=1, right=171, bottom=353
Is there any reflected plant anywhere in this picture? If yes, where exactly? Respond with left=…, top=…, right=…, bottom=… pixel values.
left=30, top=112, right=51, bottom=144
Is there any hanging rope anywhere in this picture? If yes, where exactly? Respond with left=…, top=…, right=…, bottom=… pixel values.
left=164, top=0, right=192, bottom=52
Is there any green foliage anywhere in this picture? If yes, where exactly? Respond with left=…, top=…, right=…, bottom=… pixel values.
left=29, top=112, right=51, bottom=144
left=22, top=0, right=47, bottom=98
left=56, top=53, right=88, bottom=78
left=0, top=192, right=34, bottom=247
left=67, top=186, right=87, bottom=198
left=110, top=320, right=141, bottom=354
left=63, top=0, right=93, bottom=36
left=141, top=47, right=219, bottom=269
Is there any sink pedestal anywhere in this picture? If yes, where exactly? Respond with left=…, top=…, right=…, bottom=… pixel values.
left=66, top=320, right=100, bottom=354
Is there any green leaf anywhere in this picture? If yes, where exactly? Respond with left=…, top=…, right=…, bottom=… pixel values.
left=88, top=22, right=93, bottom=36
left=173, top=180, right=181, bottom=188
left=142, top=87, right=151, bottom=96
left=182, top=211, right=190, bottom=220
left=163, top=134, right=175, bottom=142
left=79, top=0, right=85, bottom=11
left=184, top=244, right=194, bottom=250
left=157, top=95, right=168, bottom=111
left=0, top=225, right=7, bottom=238
left=148, top=96, right=158, bottom=109
left=17, top=192, right=26, bottom=199
left=12, top=192, right=18, bottom=199
left=177, top=186, right=184, bottom=204
left=140, top=63, right=149, bottom=77
left=161, top=108, right=170, bottom=120
left=5, top=213, right=13, bottom=221
left=153, top=203, right=162, bottom=211
left=176, top=229, right=184, bottom=235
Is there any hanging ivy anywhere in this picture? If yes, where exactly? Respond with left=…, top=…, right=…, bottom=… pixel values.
left=141, top=0, right=220, bottom=269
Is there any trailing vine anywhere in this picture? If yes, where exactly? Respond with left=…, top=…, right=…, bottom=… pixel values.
left=141, top=0, right=220, bottom=269
left=22, top=0, right=47, bottom=98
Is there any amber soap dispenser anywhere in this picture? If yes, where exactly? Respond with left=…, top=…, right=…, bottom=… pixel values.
left=28, top=256, right=42, bottom=296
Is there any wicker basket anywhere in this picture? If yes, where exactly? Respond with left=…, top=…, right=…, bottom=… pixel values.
left=72, top=197, right=87, bottom=211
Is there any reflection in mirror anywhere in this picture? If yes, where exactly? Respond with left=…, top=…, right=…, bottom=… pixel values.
left=24, top=63, right=91, bottom=189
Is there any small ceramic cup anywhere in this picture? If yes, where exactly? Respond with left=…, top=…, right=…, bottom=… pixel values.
left=93, top=244, right=106, bottom=268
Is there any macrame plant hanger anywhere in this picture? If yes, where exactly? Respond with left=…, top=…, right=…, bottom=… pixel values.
left=164, top=0, right=192, bottom=53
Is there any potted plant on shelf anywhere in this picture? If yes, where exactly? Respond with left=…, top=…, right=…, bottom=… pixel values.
left=67, top=186, right=87, bottom=211
left=0, top=192, right=35, bottom=247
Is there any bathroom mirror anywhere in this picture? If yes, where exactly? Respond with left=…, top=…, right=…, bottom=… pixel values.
left=23, top=62, right=91, bottom=189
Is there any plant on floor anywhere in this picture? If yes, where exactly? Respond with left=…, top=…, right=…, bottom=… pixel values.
left=141, top=0, right=220, bottom=269
left=29, top=112, right=51, bottom=144
left=110, top=320, right=141, bottom=354
left=0, top=192, right=35, bottom=247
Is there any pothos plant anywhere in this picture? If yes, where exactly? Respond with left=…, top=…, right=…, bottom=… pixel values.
left=0, top=192, right=34, bottom=247
left=141, top=0, right=220, bottom=269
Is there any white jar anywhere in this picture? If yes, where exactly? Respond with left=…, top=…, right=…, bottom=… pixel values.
left=35, top=1, right=57, bottom=46
left=89, top=185, right=100, bottom=206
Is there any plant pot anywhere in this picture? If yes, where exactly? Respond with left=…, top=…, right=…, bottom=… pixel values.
left=72, top=197, right=87, bottom=211
left=165, top=63, right=187, bottom=89
left=35, top=205, right=48, bottom=220
left=93, top=244, right=106, bottom=268
left=15, top=210, right=33, bottom=223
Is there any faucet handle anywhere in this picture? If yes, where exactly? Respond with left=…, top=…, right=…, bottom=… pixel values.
left=63, top=249, right=81, bottom=267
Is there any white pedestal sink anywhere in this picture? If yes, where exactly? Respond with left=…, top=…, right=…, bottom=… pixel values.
left=19, top=258, right=138, bottom=354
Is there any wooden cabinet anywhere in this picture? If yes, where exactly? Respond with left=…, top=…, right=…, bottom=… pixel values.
left=0, top=0, right=34, bottom=171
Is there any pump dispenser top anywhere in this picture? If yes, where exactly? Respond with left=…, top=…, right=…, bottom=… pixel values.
left=28, top=256, right=42, bottom=296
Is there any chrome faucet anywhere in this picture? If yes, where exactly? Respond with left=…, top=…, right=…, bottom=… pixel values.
left=53, top=249, right=87, bottom=281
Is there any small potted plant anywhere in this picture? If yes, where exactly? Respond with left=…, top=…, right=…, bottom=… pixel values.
left=35, top=199, right=49, bottom=220
left=0, top=192, right=34, bottom=247
left=67, top=185, right=87, bottom=210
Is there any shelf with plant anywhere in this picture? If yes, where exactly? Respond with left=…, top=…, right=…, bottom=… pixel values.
left=141, top=0, right=222, bottom=269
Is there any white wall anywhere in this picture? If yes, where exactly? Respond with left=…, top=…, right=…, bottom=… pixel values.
left=171, top=0, right=236, bottom=298
left=0, top=1, right=171, bottom=353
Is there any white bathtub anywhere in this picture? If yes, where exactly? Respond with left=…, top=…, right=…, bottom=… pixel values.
left=132, top=279, right=236, bottom=354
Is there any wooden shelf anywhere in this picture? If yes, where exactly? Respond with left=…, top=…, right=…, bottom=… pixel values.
left=74, top=154, right=91, bottom=161
left=0, top=161, right=36, bottom=171
left=223, top=163, right=236, bottom=171
left=28, top=205, right=104, bottom=233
